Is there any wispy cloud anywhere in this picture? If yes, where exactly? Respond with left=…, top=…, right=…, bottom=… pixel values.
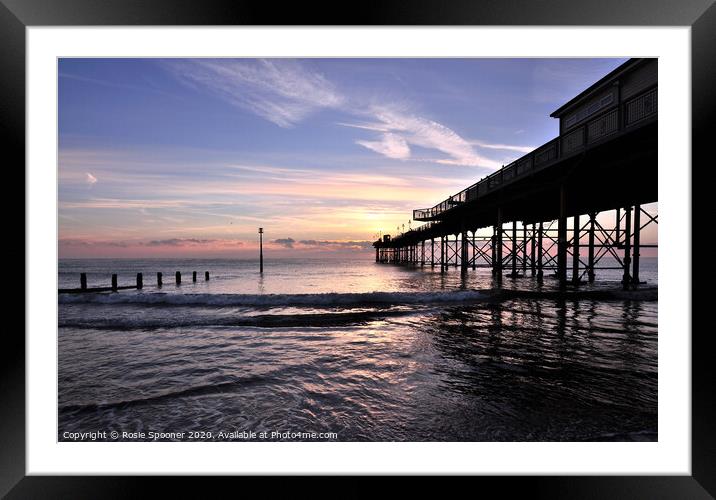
left=85, top=172, right=98, bottom=185
left=163, top=60, right=510, bottom=169
left=59, top=237, right=244, bottom=249
left=298, top=239, right=373, bottom=250
left=346, top=106, right=501, bottom=169
left=144, top=238, right=232, bottom=247
left=165, top=59, right=344, bottom=128
left=469, top=140, right=535, bottom=154
left=270, top=238, right=373, bottom=251
left=355, top=133, right=411, bottom=160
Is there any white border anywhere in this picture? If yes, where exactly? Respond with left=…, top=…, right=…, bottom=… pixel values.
left=27, top=27, right=691, bottom=474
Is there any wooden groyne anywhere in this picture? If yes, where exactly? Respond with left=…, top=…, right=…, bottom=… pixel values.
left=58, top=271, right=211, bottom=294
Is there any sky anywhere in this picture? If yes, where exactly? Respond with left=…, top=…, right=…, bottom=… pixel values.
left=58, top=58, right=635, bottom=258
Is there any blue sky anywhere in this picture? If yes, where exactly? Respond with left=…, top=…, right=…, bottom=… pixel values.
left=58, top=58, right=627, bottom=257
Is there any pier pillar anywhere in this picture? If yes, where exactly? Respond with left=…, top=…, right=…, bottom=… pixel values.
left=440, top=236, right=445, bottom=273
left=421, top=240, right=425, bottom=266
left=491, top=228, right=497, bottom=275
left=530, top=223, right=536, bottom=275
left=453, top=234, right=459, bottom=268
left=572, top=214, right=580, bottom=285
left=176, top=271, right=181, bottom=285
left=632, top=204, right=641, bottom=286
left=205, top=271, right=210, bottom=281
left=431, top=238, right=435, bottom=267
left=557, top=185, right=568, bottom=289
left=157, top=272, right=163, bottom=287
left=376, top=247, right=379, bottom=262
left=588, top=213, right=596, bottom=282
left=461, top=230, right=468, bottom=277
left=537, top=222, right=544, bottom=280
left=80, top=273, right=87, bottom=290
left=137, top=273, right=143, bottom=289
left=495, top=208, right=503, bottom=283
left=511, top=220, right=518, bottom=277
left=616, top=208, right=621, bottom=246
left=472, top=232, right=476, bottom=270
left=193, top=271, right=197, bottom=283
left=111, top=274, right=118, bottom=291
left=622, top=205, right=633, bottom=290
left=522, top=222, right=528, bottom=274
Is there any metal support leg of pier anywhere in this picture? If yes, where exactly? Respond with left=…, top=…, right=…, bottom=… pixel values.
left=431, top=238, right=435, bottom=267
left=588, top=213, right=596, bottom=282
left=491, top=229, right=497, bottom=276
left=495, top=208, right=503, bottom=283
left=440, top=236, right=445, bottom=273
left=622, top=205, right=633, bottom=289
left=461, top=230, right=468, bottom=277
left=632, top=204, right=641, bottom=286
left=522, top=222, right=528, bottom=274
left=530, top=223, right=536, bottom=275
left=572, top=214, right=580, bottom=285
left=472, top=232, right=477, bottom=270
left=421, top=240, right=425, bottom=266
left=537, top=222, right=544, bottom=280
left=558, top=185, right=568, bottom=289
left=511, top=220, right=518, bottom=277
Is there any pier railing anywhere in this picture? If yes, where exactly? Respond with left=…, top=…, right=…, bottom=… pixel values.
left=413, top=86, right=657, bottom=222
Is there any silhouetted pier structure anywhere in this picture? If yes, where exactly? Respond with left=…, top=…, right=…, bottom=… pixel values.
left=374, top=58, right=657, bottom=289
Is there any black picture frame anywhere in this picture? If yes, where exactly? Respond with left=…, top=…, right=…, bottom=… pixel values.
left=3, top=0, right=713, bottom=495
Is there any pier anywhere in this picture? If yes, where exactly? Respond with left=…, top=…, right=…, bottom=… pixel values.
left=374, top=58, right=657, bottom=289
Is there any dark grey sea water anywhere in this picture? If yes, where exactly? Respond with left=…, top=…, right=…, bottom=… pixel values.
left=58, top=257, right=657, bottom=442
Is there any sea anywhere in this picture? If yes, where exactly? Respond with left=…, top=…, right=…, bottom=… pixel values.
left=58, top=256, right=658, bottom=442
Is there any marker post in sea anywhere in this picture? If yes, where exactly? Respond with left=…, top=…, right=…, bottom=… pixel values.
left=258, top=227, right=264, bottom=274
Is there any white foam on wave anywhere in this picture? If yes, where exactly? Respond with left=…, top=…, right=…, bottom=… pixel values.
left=59, top=290, right=485, bottom=307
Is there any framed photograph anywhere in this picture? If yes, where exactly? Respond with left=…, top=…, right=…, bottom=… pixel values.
left=5, top=0, right=714, bottom=494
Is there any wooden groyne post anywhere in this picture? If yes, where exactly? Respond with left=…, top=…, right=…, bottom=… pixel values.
left=60, top=269, right=213, bottom=294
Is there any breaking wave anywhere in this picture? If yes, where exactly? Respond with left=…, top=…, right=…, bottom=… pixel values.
left=59, top=290, right=486, bottom=308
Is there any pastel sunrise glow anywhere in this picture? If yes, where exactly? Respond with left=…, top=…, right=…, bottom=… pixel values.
left=59, top=58, right=632, bottom=258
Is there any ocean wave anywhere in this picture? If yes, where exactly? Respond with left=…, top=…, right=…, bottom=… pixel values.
left=59, top=309, right=414, bottom=330
left=58, top=290, right=485, bottom=308
left=59, top=375, right=270, bottom=414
